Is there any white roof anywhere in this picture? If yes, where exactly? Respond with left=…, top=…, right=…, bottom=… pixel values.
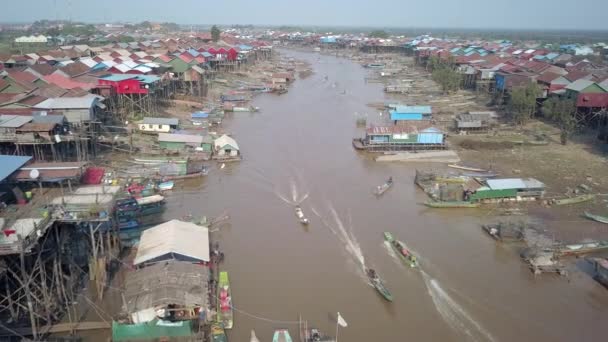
left=214, top=134, right=239, bottom=150
left=112, top=64, right=132, bottom=73
left=122, top=60, right=139, bottom=68
left=134, top=66, right=152, bottom=73
left=79, top=58, right=98, bottom=68
left=158, top=133, right=203, bottom=144
left=36, top=96, right=100, bottom=109
left=134, top=220, right=209, bottom=265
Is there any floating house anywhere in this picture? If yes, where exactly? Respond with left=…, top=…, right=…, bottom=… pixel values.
left=213, top=134, right=240, bottom=160
left=191, top=111, right=209, bottom=126
left=468, top=178, right=545, bottom=202
left=134, top=219, right=210, bottom=266
left=138, top=117, right=178, bottom=133
left=389, top=105, right=432, bottom=124
left=353, top=123, right=446, bottom=151
left=158, top=133, right=203, bottom=150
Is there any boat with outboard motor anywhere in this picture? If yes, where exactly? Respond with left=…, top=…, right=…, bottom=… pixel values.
left=366, top=268, right=393, bottom=301
left=384, top=232, right=419, bottom=268
left=295, top=206, right=309, bottom=224
left=375, top=177, right=393, bottom=196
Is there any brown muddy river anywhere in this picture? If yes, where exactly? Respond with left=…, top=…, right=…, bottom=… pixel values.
left=94, top=50, right=608, bottom=342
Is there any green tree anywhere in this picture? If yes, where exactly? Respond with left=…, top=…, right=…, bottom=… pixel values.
left=542, top=97, right=578, bottom=144
left=211, top=25, right=221, bottom=42
left=369, top=30, right=389, bottom=39
left=430, top=57, right=461, bottom=94
left=508, top=83, right=541, bottom=125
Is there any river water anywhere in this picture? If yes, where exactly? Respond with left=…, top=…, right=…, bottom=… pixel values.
left=160, top=51, right=608, bottom=342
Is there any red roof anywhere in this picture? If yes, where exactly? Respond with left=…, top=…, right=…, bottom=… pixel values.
left=577, top=93, right=608, bottom=108
left=27, top=63, right=57, bottom=76
left=44, top=74, right=94, bottom=90
left=537, top=71, right=561, bottom=85
left=565, top=70, right=590, bottom=82
left=178, top=53, right=194, bottom=63
left=6, top=70, right=40, bottom=84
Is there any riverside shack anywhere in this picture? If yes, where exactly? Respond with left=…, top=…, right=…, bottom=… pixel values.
left=468, top=178, right=545, bottom=202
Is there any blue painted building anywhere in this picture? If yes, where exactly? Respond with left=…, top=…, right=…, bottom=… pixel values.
left=389, top=105, right=432, bottom=123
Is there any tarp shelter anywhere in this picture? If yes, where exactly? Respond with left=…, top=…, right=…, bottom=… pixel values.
left=134, top=220, right=209, bottom=266
left=0, top=155, right=32, bottom=182
left=124, top=260, right=209, bottom=323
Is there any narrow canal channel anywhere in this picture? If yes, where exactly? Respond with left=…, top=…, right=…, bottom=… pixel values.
left=165, top=50, right=608, bottom=342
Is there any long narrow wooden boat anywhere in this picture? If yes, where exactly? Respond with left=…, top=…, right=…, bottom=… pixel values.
left=447, top=164, right=488, bottom=172
left=218, top=271, right=234, bottom=329
left=553, top=194, right=595, bottom=206
left=584, top=212, right=608, bottom=224
left=211, top=322, right=227, bottom=342
left=273, top=329, right=293, bottom=342
left=366, top=268, right=393, bottom=301
left=384, top=232, right=419, bottom=268
left=374, top=177, right=393, bottom=196
left=425, top=200, right=479, bottom=208
left=295, top=206, right=309, bottom=225
left=250, top=330, right=260, bottom=342
left=554, top=241, right=608, bottom=256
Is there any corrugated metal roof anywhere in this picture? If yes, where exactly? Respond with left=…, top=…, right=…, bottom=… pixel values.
left=391, top=105, right=432, bottom=114
left=134, top=220, right=209, bottom=265
left=143, top=117, right=178, bottom=125
left=32, top=113, right=66, bottom=124
left=158, top=133, right=203, bottom=144
left=35, top=96, right=99, bottom=109
left=0, top=155, right=32, bottom=182
left=0, top=115, right=33, bottom=128
left=486, top=178, right=544, bottom=190
left=214, top=134, right=239, bottom=150
left=566, top=79, right=595, bottom=92
left=124, top=260, right=209, bottom=312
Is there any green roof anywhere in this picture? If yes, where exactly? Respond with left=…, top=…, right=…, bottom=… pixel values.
left=112, top=320, right=193, bottom=341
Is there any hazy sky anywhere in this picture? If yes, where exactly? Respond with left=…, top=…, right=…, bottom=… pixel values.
left=2, top=0, right=608, bottom=30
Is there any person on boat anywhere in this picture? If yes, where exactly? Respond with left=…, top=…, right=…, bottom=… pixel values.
left=367, top=268, right=377, bottom=279
left=388, top=176, right=393, bottom=183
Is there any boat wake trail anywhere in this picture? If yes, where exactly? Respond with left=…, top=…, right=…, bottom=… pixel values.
left=421, top=272, right=496, bottom=342
left=382, top=241, right=403, bottom=268
left=311, top=204, right=366, bottom=278
left=275, top=177, right=309, bottom=206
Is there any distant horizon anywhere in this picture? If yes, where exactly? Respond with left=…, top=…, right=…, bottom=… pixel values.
left=1, top=0, right=607, bottom=31
left=2, top=21, right=608, bottom=35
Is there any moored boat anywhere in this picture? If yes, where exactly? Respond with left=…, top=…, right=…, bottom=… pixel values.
left=425, top=200, right=479, bottom=208
left=273, top=329, right=293, bottom=342
left=375, top=177, right=393, bottom=196
left=554, top=240, right=608, bottom=256
left=295, top=206, right=309, bottom=224
left=366, top=268, right=393, bottom=301
left=383, top=232, right=418, bottom=268
left=250, top=329, right=260, bottom=342
left=447, top=164, right=488, bottom=172
left=584, top=212, right=608, bottom=224
left=211, top=322, right=227, bottom=342
left=218, top=271, right=234, bottom=329
left=553, top=194, right=595, bottom=206
left=157, top=180, right=174, bottom=191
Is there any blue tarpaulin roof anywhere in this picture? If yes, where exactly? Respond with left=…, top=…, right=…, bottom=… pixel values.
left=0, top=155, right=32, bottom=182
left=391, top=105, right=432, bottom=114
left=238, top=44, right=253, bottom=51
left=191, top=112, right=209, bottom=119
